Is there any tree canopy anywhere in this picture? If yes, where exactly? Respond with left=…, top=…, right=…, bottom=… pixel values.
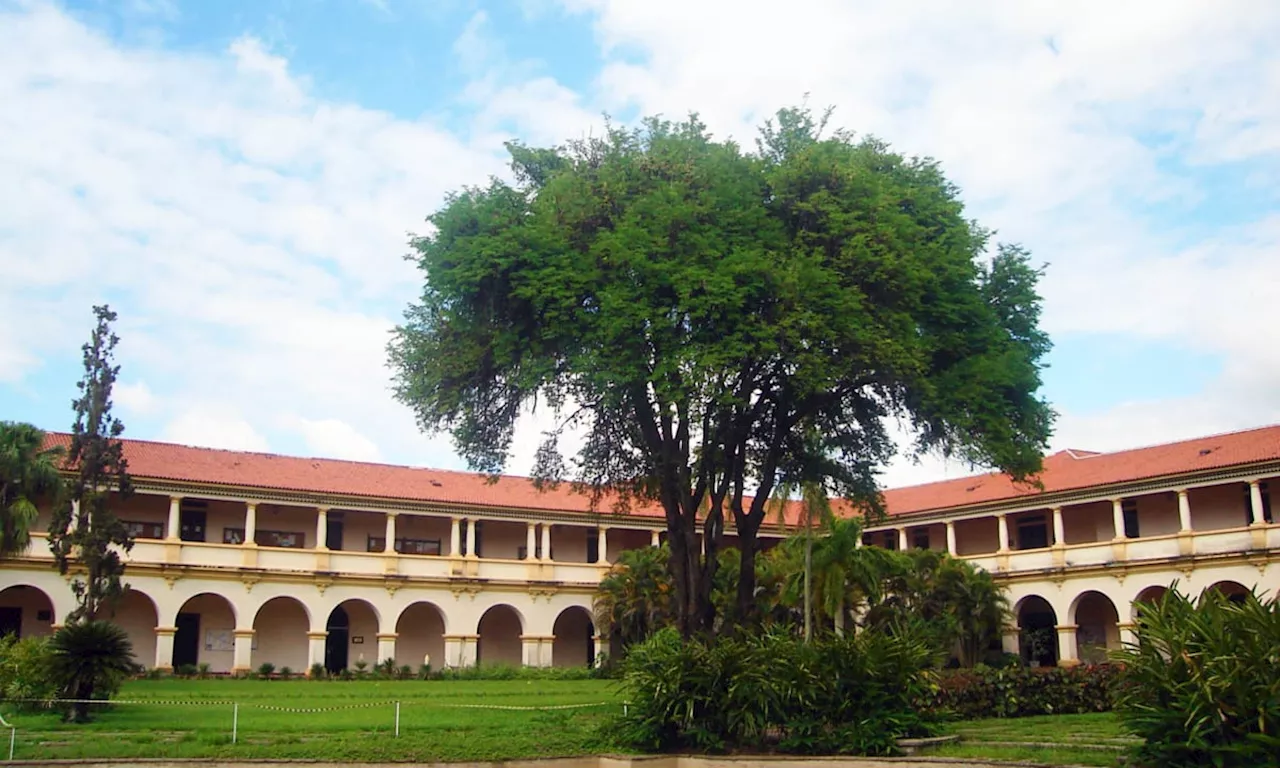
left=389, top=106, right=1054, bottom=635
left=0, top=422, right=64, bottom=557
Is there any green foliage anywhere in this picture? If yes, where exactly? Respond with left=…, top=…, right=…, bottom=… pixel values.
left=432, top=663, right=601, bottom=681
left=594, top=544, right=674, bottom=651
left=47, top=306, right=135, bottom=622
left=617, top=626, right=938, bottom=754
left=48, top=620, right=135, bottom=722
left=377, top=657, right=397, bottom=679
left=278, top=666, right=292, bottom=679
left=390, top=106, right=1054, bottom=635
left=0, top=422, right=65, bottom=557
left=257, top=663, right=275, bottom=680
left=932, top=664, right=1119, bottom=720
left=0, top=633, right=58, bottom=707
left=308, top=663, right=326, bottom=680
left=1113, top=587, right=1280, bottom=768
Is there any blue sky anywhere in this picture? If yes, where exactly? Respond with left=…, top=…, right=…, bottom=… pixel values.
left=2, top=0, right=1278, bottom=488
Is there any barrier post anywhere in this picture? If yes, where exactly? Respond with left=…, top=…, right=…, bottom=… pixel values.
left=395, top=701, right=400, bottom=737
left=0, top=712, right=14, bottom=761
left=232, top=703, right=239, bottom=745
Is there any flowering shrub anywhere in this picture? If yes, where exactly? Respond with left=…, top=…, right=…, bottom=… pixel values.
left=930, top=663, right=1120, bottom=719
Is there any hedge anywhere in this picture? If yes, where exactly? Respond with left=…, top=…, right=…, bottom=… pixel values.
left=930, top=663, right=1120, bottom=720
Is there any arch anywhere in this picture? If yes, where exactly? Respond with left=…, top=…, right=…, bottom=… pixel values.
left=324, top=598, right=379, bottom=673
left=0, top=584, right=56, bottom=639
left=551, top=606, right=595, bottom=668
left=477, top=604, right=524, bottom=667
left=109, top=589, right=159, bottom=668
left=252, top=596, right=309, bottom=673
left=1131, top=585, right=1169, bottom=622
left=1204, top=580, right=1250, bottom=604
left=174, top=593, right=237, bottom=673
left=395, top=601, right=447, bottom=670
left=1070, top=591, right=1120, bottom=663
left=1015, top=594, right=1058, bottom=668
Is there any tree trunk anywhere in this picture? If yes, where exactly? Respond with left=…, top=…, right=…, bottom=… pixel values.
left=803, top=521, right=813, bottom=643
left=834, top=596, right=845, bottom=637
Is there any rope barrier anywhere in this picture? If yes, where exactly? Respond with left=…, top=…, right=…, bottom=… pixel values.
left=5, top=697, right=612, bottom=711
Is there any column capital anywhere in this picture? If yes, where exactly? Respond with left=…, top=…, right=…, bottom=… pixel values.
left=307, top=631, right=329, bottom=640
left=154, top=626, right=177, bottom=637
left=317, top=506, right=331, bottom=514
left=1054, top=624, right=1079, bottom=633
left=169, top=494, right=184, bottom=503
left=233, top=628, right=256, bottom=638
left=385, top=510, right=399, bottom=518
left=246, top=500, right=261, bottom=508
left=376, top=632, right=399, bottom=641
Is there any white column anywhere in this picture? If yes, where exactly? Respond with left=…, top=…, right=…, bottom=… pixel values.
left=244, top=502, right=258, bottom=546
left=307, top=632, right=327, bottom=673
left=1249, top=481, right=1266, bottom=526
left=154, top=627, right=176, bottom=671
left=945, top=520, right=957, bottom=556
left=316, top=507, right=329, bottom=550
left=233, top=629, right=255, bottom=673
left=465, top=517, right=476, bottom=558
left=597, top=526, right=609, bottom=563
left=443, top=636, right=464, bottom=667
left=541, top=523, right=552, bottom=562
left=384, top=513, right=397, bottom=553
left=996, top=513, right=1010, bottom=552
left=1051, top=507, right=1064, bottom=547
left=377, top=633, right=397, bottom=664
left=526, top=522, right=537, bottom=560
left=450, top=517, right=461, bottom=557
left=650, top=530, right=660, bottom=548
left=1112, top=498, right=1126, bottom=539
left=1056, top=624, right=1079, bottom=667
left=1001, top=626, right=1020, bottom=656
left=1118, top=622, right=1137, bottom=648
left=1177, top=489, right=1192, bottom=532
left=897, top=527, right=908, bottom=551
left=166, top=496, right=182, bottom=541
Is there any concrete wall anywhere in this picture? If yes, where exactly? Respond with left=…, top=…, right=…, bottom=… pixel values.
left=252, top=597, right=310, bottom=672
left=179, top=593, right=236, bottom=673
left=1135, top=491, right=1180, bottom=537
left=954, top=516, right=998, bottom=555
left=477, top=605, right=523, bottom=666
left=396, top=602, right=446, bottom=669
left=1063, top=500, right=1113, bottom=544
left=1190, top=483, right=1250, bottom=531
left=552, top=607, right=594, bottom=667
left=0, top=584, right=55, bottom=638
left=109, top=589, right=159, bottom=666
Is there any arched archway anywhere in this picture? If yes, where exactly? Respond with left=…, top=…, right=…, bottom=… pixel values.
left=253, top=597, right=309, bottom=673
left=1070, top=591, right=1120, bottom=663
left=174, top=593, right=237, bottom=673
left=1204, top=580, right=1250, bottom=604
left=109, top=589, right=158, bottom=668
left=396, top=602, right=446, bottom=670
left=325, top=599, right=379, bottom=673
left=552, top=606, right=595, bottom=668
left=477, top=604, right=523, bottom=667
left=0, top=585, right=55, bottom=639
left=1131, top=585, right=1169, bottom=623
left=1015, top=595, right=1058, bottom=668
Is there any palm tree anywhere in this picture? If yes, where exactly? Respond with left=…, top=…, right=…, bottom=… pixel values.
left=809, top=516, right=891, bottom=636
left=49, top=620, right=135, bottom=722
left=0, top=422, right=64, bottom=557
left=594, top=544, right=675, bottom=653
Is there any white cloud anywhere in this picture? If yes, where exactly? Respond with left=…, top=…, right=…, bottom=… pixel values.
left=115, top=380, right=159, bottom=416
left=163, top=406, right=270, bottom=452
left=284, top=416, right=383, bottom=462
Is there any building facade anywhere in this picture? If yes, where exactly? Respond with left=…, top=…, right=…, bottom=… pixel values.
left=1, top=425, right=1277, bottom=673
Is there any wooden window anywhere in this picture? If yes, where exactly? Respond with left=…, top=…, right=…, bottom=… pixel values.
left=1121, top=499, right=1140, bottom=538
left=369, top=537, right=441, bottom=555
left=224, top=528, right=305, bottom=548
left=881, top=531, right=897, bottom=550
left=1016, top=515, right=1049, bottom=550
left=912, top=528, right=930, bottom=550
left=123, top=520, right=164, bottom=539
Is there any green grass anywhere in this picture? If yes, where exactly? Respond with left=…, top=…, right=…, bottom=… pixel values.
left=934, top=712, right=1137, bottom=767
left=2, top=680, right=1138, bottom=766
left=0, top=678, right=625, bottom=761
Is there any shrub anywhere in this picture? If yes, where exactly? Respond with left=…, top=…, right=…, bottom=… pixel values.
left=377, top=658, right=397, bottom=678
left=930, top=663, right=1119, bottom=719
left=1113, top=587, right=1280, bottom=768
left=257, top=662, right=275, bottom=679
left=308, top=663, right=326, bottom=680
left=175, top=663, right=197, bottom=678
left=48, top=621, right=135, bottom=722
left=278, top=666, right=292, bottom=679
left=0, top=634, right=58, bottom=709
left=397, top=664, right=414, bottom=680
left=197, top=662, right=211, bottom=679
left=617, top=626, right=938, bottom=755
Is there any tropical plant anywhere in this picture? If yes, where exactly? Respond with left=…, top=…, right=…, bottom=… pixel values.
left=257, top=662, right=275, bottom=679
left=0, top=421, right=65, bottom=557
left=0, top=633, right=58, bottom=707
left=308, top=662, right=326, bottom=680
left=389, top=106, right=1055, bottom=636
left=594, top=545, right=675, bottom=652
left=1113, top=586, right=1280, bottom=767
left=278, top=666, right=292, bottom=679
left=48, top=620, right=135, bottom=722
left=48, top=305, right=135, bottom=621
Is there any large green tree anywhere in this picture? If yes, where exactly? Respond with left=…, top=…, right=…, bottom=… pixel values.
left=48, top=305, right=135, bottom=622
left=390, top=107, right=1053, bottom=635
left=0, top=422, right=65, bottom=557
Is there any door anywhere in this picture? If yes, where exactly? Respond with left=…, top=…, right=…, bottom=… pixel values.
left=324, top=607, right=349, bottom=673
left=174, top=612, right=200, bottom=668
left=179, top=509, right=207, bottom=542
left=0, top=607, right=21, bottom=639
left=326, top=518, right=344, bottom=551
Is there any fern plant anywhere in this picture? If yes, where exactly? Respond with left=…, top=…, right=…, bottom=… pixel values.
left=48, top=621, right=135, bottom=722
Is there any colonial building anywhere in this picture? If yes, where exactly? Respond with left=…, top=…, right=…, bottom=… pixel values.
left=1, top=425, right=1276, bottom=673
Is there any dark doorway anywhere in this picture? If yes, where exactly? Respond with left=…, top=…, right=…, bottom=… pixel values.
left=180, top=509, right=207, bottom=542
left=585, top=621, right=596, bottom=666
left=174, top=612, right=201, bottom=668
left=324, top=607, right=350, bottom=673
left=326, top=517, right=344, bottom=551
left=0, top=607, right=20, bottom=639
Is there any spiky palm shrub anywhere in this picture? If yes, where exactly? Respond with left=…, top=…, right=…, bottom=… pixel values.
left=1113, top=587, right=1280, bottom=767
left=48, top=621, right=135, bottom=722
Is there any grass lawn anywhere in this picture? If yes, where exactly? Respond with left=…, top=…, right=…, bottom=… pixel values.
left=934, top=712, right=1137, bottom=767
left=0, top=677, right=624, bottom=762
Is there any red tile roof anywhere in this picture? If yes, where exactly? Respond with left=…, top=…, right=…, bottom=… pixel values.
left=43, top=423, right=1280, bottom=522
